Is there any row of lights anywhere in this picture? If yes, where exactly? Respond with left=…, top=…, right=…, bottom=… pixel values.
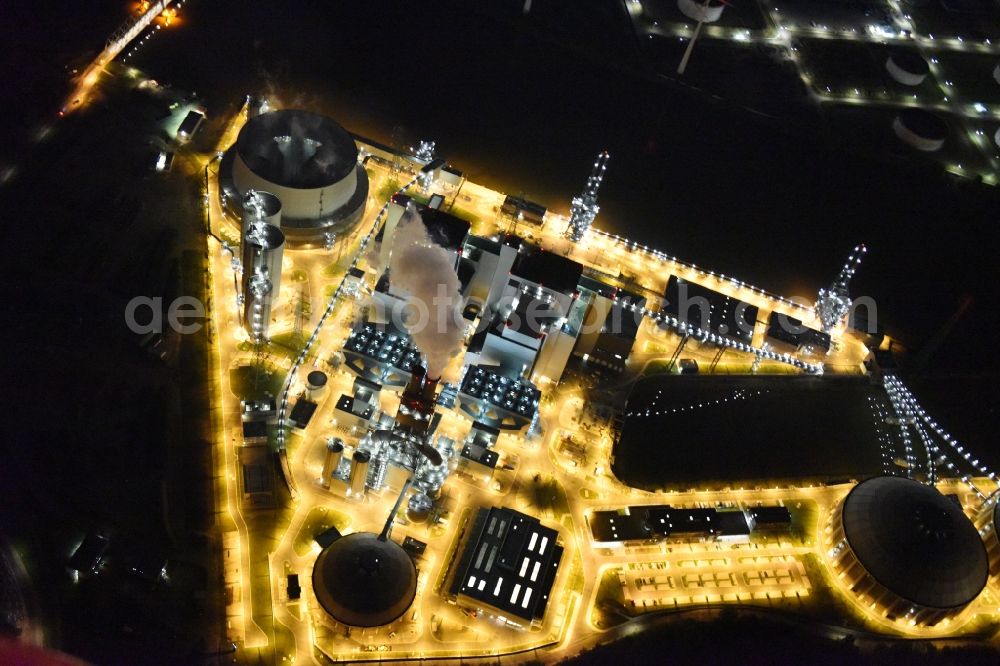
left=883, top=375, right=997, bottom=499
left=627, top=388, right=765, bottom=419
left=589, top=228, right=814, bottom=315
left=867, top=395, right=897, bottom=476
left=122, top=1, right=186, bottom=63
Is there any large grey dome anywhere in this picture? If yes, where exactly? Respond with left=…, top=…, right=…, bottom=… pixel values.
left=841, top=477, right=988, bottom=611
left=311, top=532, right=416, bottom=627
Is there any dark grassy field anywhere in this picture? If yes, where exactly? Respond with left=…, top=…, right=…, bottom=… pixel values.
left=1, top=75, right=222, bottom=662
left=612, top=375, right=891, bottom=489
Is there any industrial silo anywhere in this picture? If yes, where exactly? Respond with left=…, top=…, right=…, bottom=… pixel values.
left=349, top=450, right=371, bottom=497
left=321, top=438, right=344, bottom=489
left=241, top=221, right=285, bottom=341
left=406, top=492, right=433, bottom=523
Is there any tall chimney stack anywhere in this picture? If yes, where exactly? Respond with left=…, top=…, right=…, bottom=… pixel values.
left=422, top=375, right=441, bottom=404
left=404, top=365, right=426, bottom=399
left=349, top=449, right=371, bottom=497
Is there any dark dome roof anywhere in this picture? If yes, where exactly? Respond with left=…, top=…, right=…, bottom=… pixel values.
left=898, top=108, right=948, bottom=141
left=888, top=50, right=929, bottom=75
left=236, top=110, right=358, bottom=189
left=311, top=533, right=416, bottom=627
left=307, top=370, right=327, bottom=387
left=842, top=477, right=988, bottom=610
left=994, top=500, right=1000, bottom=536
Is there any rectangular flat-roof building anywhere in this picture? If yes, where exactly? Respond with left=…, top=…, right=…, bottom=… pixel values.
left=765, top=312, right=831, bottom=353
left=590, top=505, right=752, bottom=546
left=459, top=442, right=499, bottom=481
left=288, top=398, right=318, bottom=430
left=588, top=508, right=652, bottom=543
left=242, top=420, right=268, bottom=444
left=450, top=507, right=563, bottom=628
left=748, top=506, right=792, bottom=530
left=239, top=444, right=276, bottom=508
left=68, top=533, right=110, bottom=575
left=287, top=574, right=301, bottom=601
left=573, top=277, right=647, bottom=372
left=177, top=109, right=205, bottom=142
left=333, top=394, right=375, bottom=432
left=501, top=195, right=546, bottom=228
left=663, top=275, right=758, bottom=344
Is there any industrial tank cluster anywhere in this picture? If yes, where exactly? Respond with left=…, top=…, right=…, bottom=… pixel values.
left=828, top=476, right=988, bottom=627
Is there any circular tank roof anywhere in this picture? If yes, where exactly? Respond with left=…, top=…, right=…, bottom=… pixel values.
left=888, top=50, right=929, bottom=76
left=897, top=108, right=948, bottom=141
left=248, top=224, right=285, bottom=250
left=244, top=190, right=282, bottom=216
left=236, top=110, right=359, bottom=189
left=841, top=476, right=988, bottom=610
left=307, top=370, right=328, bottom=387
left=311, top=532, right=417, bottom=627
left=408, top=492, right=433, bottom=512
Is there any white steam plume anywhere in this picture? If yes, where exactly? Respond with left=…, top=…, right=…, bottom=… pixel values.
left=388, top=205, right=464, bottom=378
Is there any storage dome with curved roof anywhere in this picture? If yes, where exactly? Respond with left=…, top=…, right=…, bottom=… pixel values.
left=306, top=370, right=328, bottom=388
left=235, top=110, right=358, bottom=189
left=837, top=476, right=987, bottom=617
left=218, top=108, right=369, bottom=247
left=311, top=532, right=417, bottom=627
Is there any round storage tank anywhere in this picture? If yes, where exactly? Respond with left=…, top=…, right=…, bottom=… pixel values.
left=307, top=370, right=328, bottom=391
left=350, top=450, right=371, bottom=496
left=829, top=476, right=988, bottom=626
left=406, top=492, right=433, bottom=523
left=678, top=0, right=725, bottom=23
left=219, top=109, right=369, bottom=247
left=311, top=532, right=417, bottom=627
left=242, top=190, right=283, bottom=234
left=886, top=51, right=929, bottom=86
left=893, top=108, right=947, bottom=152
